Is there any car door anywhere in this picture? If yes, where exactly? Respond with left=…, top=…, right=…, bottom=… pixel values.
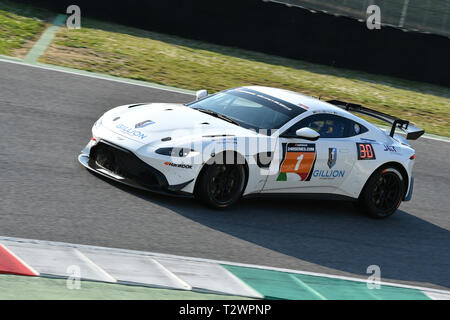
left=262, top=113, right=359, bottom=193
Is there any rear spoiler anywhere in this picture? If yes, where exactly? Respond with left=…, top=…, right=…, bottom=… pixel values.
left=326, top=100, right=425, bottom=140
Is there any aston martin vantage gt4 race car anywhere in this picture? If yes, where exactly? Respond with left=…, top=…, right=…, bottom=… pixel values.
left=78, top=86, right=424, bottom=218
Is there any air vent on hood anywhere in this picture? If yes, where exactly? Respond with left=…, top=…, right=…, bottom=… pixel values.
left=203, top=134, right=235, bottom=138
left=128, top=103, right=146, bottom=109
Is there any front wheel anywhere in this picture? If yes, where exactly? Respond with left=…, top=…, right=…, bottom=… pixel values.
left=195, top=163, right=246, bottom=209
left=358, top=167, right=405, bottom=219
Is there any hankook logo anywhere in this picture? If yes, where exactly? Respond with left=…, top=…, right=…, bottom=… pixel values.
left=164, top=162, right=192, bottom=169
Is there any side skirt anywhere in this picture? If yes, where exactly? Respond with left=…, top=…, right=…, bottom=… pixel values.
left=243, top=192, right=357, bottom=202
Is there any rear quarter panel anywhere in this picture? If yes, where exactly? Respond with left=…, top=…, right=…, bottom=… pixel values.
left=340, top=138, right=414, bottom=199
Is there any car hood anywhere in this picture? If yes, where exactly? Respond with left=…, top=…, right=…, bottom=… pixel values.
left=102, top=103, right=257, bottom=144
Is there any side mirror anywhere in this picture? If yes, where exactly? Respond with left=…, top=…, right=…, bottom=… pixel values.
left=195, top=89, right=208, bottom=100
left=295, top=127, right=320, bottom=141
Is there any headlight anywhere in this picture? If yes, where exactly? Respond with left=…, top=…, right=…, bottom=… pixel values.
left=155, top=147, right=194, bottom=157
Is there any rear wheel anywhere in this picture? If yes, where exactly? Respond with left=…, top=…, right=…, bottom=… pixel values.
left=358, top=167, right=405, bottom=219
left=195, top=163, right=246, bottom=209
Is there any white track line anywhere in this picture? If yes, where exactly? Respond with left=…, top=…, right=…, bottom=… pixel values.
left=424, top=292, right=450, bottom=300
left=74, top=249, right=117, bottom=283
left=151, top=258, right=192, bottom=290
left=289, top=274, right=327, bottom=300
left=0, top=57, right=194, bottom=96
left=220, top=266, right=265, bottom=298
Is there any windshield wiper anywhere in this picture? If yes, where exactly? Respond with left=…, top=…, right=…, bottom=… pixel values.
left=193, top=108, right=241, bottom=127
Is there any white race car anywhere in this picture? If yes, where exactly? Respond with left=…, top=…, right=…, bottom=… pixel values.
left=78, top=86, right=424, bottom=218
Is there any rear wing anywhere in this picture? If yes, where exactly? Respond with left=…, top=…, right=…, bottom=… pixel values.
left=326, top=100, right=425, bottom=140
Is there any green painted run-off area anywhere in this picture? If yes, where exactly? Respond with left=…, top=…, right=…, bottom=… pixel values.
left=223, top=265, right=431, bottom=300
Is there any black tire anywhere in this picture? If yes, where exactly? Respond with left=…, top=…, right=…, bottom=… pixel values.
left=358, top=166, right=405, bottom=219
left=195, top=163, right=246, bottom=209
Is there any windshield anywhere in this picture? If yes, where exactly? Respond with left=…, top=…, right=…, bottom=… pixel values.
left=187, top=88, right=306, bottom=134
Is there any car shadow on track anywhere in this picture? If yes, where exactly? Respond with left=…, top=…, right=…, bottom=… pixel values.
left=91, top=171, right=450, bottom=290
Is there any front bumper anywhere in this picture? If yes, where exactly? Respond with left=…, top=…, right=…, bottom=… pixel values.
left=78, top=140, right=193, bottom=197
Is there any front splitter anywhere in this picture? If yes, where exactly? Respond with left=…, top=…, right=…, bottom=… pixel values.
left=78, top=153, right=193, bottom=197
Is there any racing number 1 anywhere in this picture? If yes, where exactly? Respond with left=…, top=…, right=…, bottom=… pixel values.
left=295, top=154, right=304, bottom=171
left=279, top=143, right=316, bottom=181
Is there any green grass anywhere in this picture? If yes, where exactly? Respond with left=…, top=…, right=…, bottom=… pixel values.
left=0, top=274, right=251, bottom=300
left=0, top=1, right=52, bottom=56
left=39, top=18, right=450, bottom=136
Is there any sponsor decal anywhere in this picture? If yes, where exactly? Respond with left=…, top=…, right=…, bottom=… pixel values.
left=383, top=145, right=397, bottom=152
left=298, top=103, right=309, bottom=109
left=313, top=169, right=346, bottom=179
left=164, top=162, right=192, bottom=169
left=135, top=120, right=155, bottom=128
left=115, top=124, right=147, bottom=140
left=327, top=148, right=337, bottom=169
left=312, top=110, right=337, bottom=114
left=277, top=143, right=316, bottom=181
left=356, top=143, right=376, bottom=160
left=235, top=88, right=292, bottom=111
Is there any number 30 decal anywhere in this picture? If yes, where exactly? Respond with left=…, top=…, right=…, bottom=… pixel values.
left=357, top=143, right=376, bottom=160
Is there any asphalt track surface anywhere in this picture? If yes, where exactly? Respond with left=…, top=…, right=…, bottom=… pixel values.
left=0, top=60, right=449, bottom=290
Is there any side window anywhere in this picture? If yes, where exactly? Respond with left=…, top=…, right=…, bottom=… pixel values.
left=283, top=114, right=367, bottom=138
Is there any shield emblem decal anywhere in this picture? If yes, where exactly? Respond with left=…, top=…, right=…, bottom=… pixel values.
left=328, top=148, right=337, bottom=169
